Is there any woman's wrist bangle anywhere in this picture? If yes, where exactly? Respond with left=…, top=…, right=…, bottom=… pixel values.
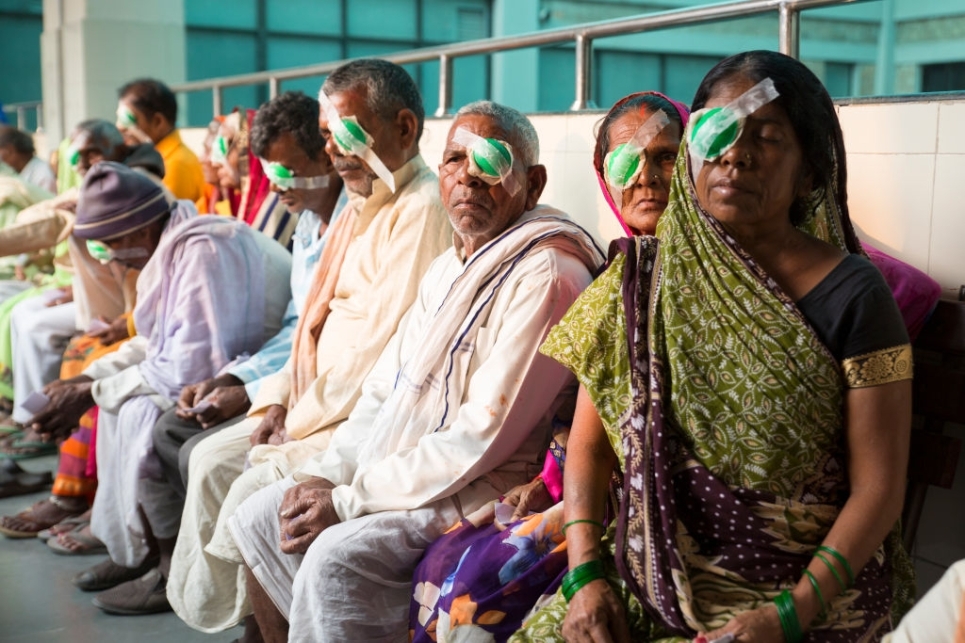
left=802, top=569, right=827, bottom=621
left=816, top=545, right=855, bottom=587
left=814, top=551, right=848, bottom=592
left=774, top=589, right=803, bottom=643
left=561, top=559, right=606, bottom=603
left=561, top=519, right=605, bottom=536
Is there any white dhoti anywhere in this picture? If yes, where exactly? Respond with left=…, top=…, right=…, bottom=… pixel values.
left=885, top=559, right=965, bottom=642
left=11, top=298, right=76, bottom=423
left=166, top=416, right=332, bottom=632
left=230, top=477, right=461, bottom=643
left=89, top=395, right=165, bottom=567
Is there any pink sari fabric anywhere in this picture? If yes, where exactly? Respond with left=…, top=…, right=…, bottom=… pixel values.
left=864, top=243, right=941, bottom=341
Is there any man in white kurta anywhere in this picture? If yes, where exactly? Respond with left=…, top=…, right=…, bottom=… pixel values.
left=230, top=102, right=604, bottom=642
left=166, top=59, right=452, bottom=633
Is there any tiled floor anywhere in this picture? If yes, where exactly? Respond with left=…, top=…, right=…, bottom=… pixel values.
left=0, top=455, right=237, bottom=643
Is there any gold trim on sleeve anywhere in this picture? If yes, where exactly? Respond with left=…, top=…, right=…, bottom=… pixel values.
left=842, top=344, right=913, bottom=388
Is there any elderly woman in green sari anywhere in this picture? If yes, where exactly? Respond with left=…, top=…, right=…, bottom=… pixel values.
left=518, top=50, right=914, bottom=642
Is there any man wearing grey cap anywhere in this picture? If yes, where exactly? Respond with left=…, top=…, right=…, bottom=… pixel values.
left=18, top=161, right=293, bottom=614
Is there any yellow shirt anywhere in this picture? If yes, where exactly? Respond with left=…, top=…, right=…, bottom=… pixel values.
left=155, top=130, right=205, bottom=203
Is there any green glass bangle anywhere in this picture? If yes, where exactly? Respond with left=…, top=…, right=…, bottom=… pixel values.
left=803, top=569, right=827, bottom=621
left=561, top=519, right=605, bottom=536
left=817, top=545, right=855, bottom=587
left=815, top=551, right=847, bottom=592
left=560, top=561, right=603, bottom=595
left=774, top=589, right=803, bottom=643
left=561, top=559, right=606, bottom=603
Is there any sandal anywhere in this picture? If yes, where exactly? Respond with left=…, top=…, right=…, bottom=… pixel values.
left=37, top=509, right=91, bottom=541
left=0, top=496, right=87, bottom=538
left=0, top=460, right=53, bottom=498
left=48, top=523, right=107, bottom=556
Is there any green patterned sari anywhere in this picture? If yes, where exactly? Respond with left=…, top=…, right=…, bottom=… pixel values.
left=523, top=145, right=914, bottom=642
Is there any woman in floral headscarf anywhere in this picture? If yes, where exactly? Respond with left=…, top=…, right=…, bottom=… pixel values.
left=408, top=91, right=688, bottom=643
left=521, top=50, right=914, bottom=643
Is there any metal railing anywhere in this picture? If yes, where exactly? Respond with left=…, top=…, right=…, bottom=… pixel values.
left=170, top=0, right=870, bottom=118
left=2, top=101, right=43, bottom=132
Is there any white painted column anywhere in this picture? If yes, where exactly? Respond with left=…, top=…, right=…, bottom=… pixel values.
left=490, top=0, right=540, bottom=112
left=41, top=0, right=186, bottom=145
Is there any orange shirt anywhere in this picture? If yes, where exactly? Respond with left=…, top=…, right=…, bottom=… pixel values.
left=155, top=130, right=205, bottom=203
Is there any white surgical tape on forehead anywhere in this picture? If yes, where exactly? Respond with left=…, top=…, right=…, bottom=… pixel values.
left=687, top=77, right=780, bottom=166
left=317, top=89, right=396, bottom=193
left=115, top=104, right=152, bottom=144
left=259, top=159, right=331, bottom=190
left=451, top=126, right=521, bottom=197
left=602, top=109, right=671, bottom=192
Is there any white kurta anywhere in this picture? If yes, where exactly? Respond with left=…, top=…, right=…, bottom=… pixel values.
left=86, top=203, right=292, bottom=567
left=230, top=208, right=602, bottom=642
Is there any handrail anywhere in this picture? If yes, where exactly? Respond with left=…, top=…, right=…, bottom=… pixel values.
left=170, top=0, right=871, bottom=117
left=1, top=100, right=43, bottom=132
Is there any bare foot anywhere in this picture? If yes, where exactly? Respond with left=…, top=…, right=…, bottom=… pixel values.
left=0, top=497, right=87, bottom=537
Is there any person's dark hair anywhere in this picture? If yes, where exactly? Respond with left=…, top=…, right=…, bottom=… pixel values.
left=0, top=126, right=35, bottom=155
left=691, top=50, right=847, bottom=227
left=118, top=78, right=178, bottom=125
left=322, top=58, right=425, bottom=140
left=75, top=119, right=125, bottom=155
left=250, top=91, right=326, bottom=160
left=595, top=93, right=684, bottom=168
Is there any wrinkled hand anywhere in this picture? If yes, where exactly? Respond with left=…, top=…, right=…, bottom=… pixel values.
left=249, top=404, right=287, bottom=447
left=89, top=315, right=129, bottom=345
left=700, top=603, right=783, bottom=643
left=562, top=578, right=631, bottom=643
left=45, top=285, right=74, bottom=307
left=278, top=478, right=339, bottom=554
left=30, top=375, right=95, bottom=441
left=504, top=477, right=554, bottom=521
left=176, top=374, right=250, bottom=428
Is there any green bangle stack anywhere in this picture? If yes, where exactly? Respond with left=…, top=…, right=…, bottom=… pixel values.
left=561, top=519, right=605, bottom=536
left=561, top=559, right=606, bottom=603
left=774, top=589, right=803, bottom=643
left=816, top=545, right=854, bottom=587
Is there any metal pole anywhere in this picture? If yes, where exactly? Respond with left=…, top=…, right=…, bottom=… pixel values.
left=570, top=34, right=595, bottom=111
left=213, top=85, right=223, bottom=117
left=778, top=3, right=800, bottom=59
left=435, top=53, right=453, bottom=117
left=16, top=107, right=26, bottom=130
left=35, top=105, right=44, bottom=133
left=269, top=77, right=280, bottom=100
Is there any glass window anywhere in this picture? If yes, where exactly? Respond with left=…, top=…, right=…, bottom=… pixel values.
left=922, top=62, right=965, bottom=92
left=347, top=0, right=417, bottom=41
left=268, top=0, right=342, bottom=35
left=538, top=48, right=575, bottom=112
left=185, top=0, right=258, bottom=30
left=186, top=31, right=260, bottom=126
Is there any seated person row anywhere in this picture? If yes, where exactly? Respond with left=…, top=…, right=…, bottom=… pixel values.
left=67, top=90, right=347, bottom=599
left=0, top=121, right=158, bottom=434
left=3, top=163, right=291, bottom=584
left=136, top=58, right=453, bottom=622
left=233, top=99, right=603, bottom=642
left=436, top=50, right=911, bottom=643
